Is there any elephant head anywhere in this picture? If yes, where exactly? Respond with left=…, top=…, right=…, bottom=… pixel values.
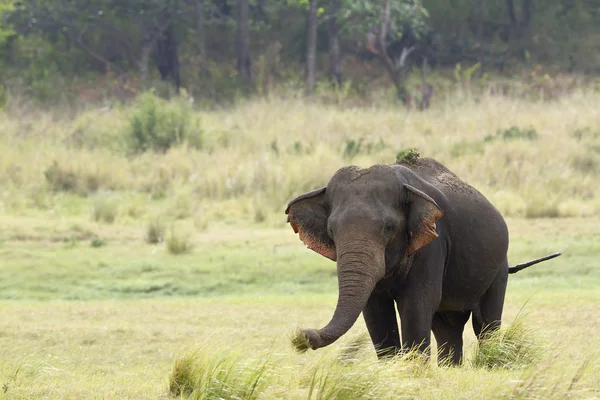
left=286, top=165, right=443, bottom=350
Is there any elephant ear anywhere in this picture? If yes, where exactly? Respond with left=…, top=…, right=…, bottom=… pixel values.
left=285, top=188, right=336, bottom=261
left=404, top=184, right=444, bottom=255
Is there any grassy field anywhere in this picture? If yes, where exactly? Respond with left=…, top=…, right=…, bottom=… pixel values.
left=1, top=93, right=600, bottom=398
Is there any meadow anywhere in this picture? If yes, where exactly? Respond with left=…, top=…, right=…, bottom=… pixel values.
left=1, top=91, right=600, bottom=398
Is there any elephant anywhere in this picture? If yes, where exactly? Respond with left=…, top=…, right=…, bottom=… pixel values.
left=285, top=157, right=560, bottom=365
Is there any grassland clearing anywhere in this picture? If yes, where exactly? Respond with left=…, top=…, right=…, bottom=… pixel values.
left=1, top=215, right=599, bottom=398
left=1, top=93, right=600, bottom=398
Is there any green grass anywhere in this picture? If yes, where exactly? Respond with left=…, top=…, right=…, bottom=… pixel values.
left=168, top=342, right=269, bottom=399
left=0, top=214, right=599, bottom=398
left=471, top=314, right=546, bottom=370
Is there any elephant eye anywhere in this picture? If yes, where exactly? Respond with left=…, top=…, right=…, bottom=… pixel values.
left=383, top=221, right=396, bottom=236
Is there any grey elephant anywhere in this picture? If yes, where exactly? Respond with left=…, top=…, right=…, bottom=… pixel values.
left=286, top=157, right=560, bottom=364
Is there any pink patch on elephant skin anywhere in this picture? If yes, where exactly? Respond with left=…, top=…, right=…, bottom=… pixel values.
left=297, top=227, right=336, bottom=261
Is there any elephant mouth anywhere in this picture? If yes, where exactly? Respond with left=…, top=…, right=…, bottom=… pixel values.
left=383, top=253, right=414, bottom=279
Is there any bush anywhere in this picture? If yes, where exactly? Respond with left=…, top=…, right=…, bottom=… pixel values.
left=485, top=126, right=539, bottom=142
left=44, top=161, right=78, bottom=193
left=146, top=218, right=165, bottom=244
left=126, top=91, right=202, bottom=153
left=90, top=238, right=106, bottom=248
left=92, top=195, right=118, bottom=224
left=166, top=225, right=193, bottom=255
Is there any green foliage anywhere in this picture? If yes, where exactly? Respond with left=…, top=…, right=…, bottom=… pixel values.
left=168, top=343, right=269, bottom=399
left=90, top=237, right=106, bottom=248
left=126, top=91, right=202, bottom=154
left=493, top=126, right=539, bottom=141
left=396, top=147, right=420, bottom=164
left=342, top=0, right=429, bottom=41
left=472, top=316, right=546, bottom=370
left=342, top=137, right=386, bottom=159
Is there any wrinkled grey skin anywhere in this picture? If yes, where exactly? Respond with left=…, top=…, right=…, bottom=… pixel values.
left=286, top=158, right=552, bottom=365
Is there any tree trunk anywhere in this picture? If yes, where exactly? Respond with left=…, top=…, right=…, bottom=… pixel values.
left=521, top=0, right=532, bottom=28
left=139, top=41, right=154, bottom=85
left=196, top=0, right=206, bottom=62
left=155, top=25, right=181, bottom=90
left=375, top=0, right=411, bottom=105
left=236, top=0, right=252, bottom=86
left=305, top=0, right=318, bottom=95
left=477, top=0, right=485, bottom=73
left=505, top=0, right=518, bottom=40
left=328, top=0, right=342, bottom=85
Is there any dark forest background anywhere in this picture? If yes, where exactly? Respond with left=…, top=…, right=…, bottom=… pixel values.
left=1, top=0, right=599, bottom=107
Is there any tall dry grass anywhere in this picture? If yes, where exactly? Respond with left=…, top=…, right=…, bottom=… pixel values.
left=1, top=91, right=599, bottom=224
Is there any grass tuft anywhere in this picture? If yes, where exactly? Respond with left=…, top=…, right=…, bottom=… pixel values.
left=92, top=195, right=118, bottom=224
left=146, top=218, right=165, bottom=244
left=166, top=225, right=193, bottom=255
left=472, top=315, right=546, bottom=370
left=305, top=353, right=385, bottom=399
left=168, top=342, right=269, bottom=399
left=336, top=332, right=371, bottom=362
left=395, top=147, right=421, bottom=164
left=290, top=329, right=311, bottom=353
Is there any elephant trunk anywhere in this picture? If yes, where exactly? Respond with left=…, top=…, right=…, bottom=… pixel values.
left=301, top=240, right=385, bottom=350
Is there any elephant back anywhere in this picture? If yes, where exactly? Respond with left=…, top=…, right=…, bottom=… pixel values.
left=396, top=157, right=481, bottom=198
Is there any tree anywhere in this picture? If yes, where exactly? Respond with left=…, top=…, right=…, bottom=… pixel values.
left=236, top=0, right=252, bottom=86
left=305, top=0, right=318, bottom=94
left=328, top=0, right=342, bottom=84
left=352, top=0, right=429, bottom=105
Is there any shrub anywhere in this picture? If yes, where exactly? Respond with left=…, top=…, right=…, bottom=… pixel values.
left=44, top=161, right=78, bottom=193
left=146, top=218, right=165, bottom=244
left=126, top=91, right=202, bottom=153
left=92, top=196, right=118, bottom=224
left=166, top=225, right=193, bottom=255
left=90, top=238, right=106, bottom=248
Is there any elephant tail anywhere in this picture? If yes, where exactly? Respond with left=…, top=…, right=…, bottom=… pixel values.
left=508, top=252, right=561, bottom=274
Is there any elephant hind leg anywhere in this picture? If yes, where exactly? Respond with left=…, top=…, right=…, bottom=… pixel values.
left=432, top=311, right=471, bottom=366
left=472, top=263, right=509, bottom=340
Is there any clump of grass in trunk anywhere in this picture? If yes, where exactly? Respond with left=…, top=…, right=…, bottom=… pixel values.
left=290, top=329, right=311, bottom=353
left=166, top=225, right=193, bottom=255
left=472, top=314, right=546, bottom=369
left=168, top=343, right=269, bottom=399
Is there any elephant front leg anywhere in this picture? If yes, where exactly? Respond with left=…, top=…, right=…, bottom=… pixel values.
left=397, top=299, right=435, bottom=360
left=363, top=292, right=401, bottom=359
